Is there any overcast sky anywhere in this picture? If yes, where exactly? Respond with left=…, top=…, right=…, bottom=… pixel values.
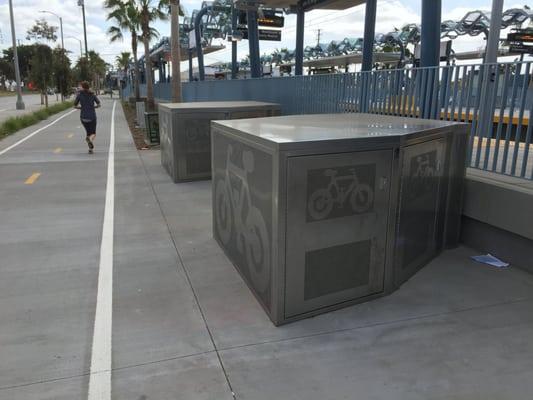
left=0, top=0, right=529, bottom=69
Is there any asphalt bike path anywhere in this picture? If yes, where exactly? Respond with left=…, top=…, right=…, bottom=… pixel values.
left=0, top=99, right=232, bottom=399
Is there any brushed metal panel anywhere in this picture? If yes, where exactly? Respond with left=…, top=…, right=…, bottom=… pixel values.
left=175, top=112, right=225, bottom=181
left=394, top=138, right=446, bottom=286
left=212, top=132, right=274, bottom=312
left=159, top=108, right=175, bottom=181
left=285, top=149, right=392, bottom=318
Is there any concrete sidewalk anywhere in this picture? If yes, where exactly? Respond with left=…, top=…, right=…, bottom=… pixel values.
left=139, top=149, right=533, bottom=399
left=1, top=100, right=533, bottom=399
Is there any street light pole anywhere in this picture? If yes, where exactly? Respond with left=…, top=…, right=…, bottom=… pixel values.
left=78, top=0, right=88, bottom=57
left=67, top=36, right=83, bottom=58
left=8, top=0, right=25, bottom=110
left=40, top=10, right=65, bottom=101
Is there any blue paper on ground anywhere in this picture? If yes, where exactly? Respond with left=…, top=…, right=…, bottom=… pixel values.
left=471, top=254, right=510, bottom=268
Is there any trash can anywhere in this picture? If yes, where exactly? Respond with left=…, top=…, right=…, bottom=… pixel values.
left=211, top=113, right=468, bottom=325
left=144, top=111, right=159, bottom=145
left=158, top=101, right=280, bottom=183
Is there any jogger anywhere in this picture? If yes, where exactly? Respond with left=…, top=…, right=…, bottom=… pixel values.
left=74, top=81, right=101, bottom=154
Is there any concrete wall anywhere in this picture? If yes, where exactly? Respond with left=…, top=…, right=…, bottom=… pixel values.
left=461, top=168, right=533, bottom=274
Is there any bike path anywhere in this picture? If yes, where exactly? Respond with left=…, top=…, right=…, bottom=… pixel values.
left=0, top=100, right=233, bottom=399
left=0, top=104, right=109, bottom=397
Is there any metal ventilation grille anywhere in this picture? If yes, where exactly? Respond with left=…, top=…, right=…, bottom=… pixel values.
left=184, top=120, right=211, bottom=152
left=186, top=153, right=211, bottom=174
left=304, top=240, right=371, bottom=301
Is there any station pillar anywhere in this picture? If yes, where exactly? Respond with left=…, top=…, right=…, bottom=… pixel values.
left=420, top=0, right=441, bottom=118
left=295, top=3, right=305, bottom=76
left=420, top=0, right=441, bottom=68
left=361, top=0, right=377, bottom=72
left=247, top=10, right=261, bottom=78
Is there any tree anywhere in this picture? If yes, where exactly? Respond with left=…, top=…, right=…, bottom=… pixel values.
left=74, top=57, right=91, bottom=83
left=52, top=47, right=72, bottom=97
left=105, top=0, right=170, bottom=108
left=116, top=52, right=131, bottom=74
left=2, top=45, right=38, bottom=84
left=0, top=59, right=13, bottom=91
left=26, top=19, right=58, bottom=43
left=105, top=0, right=142, bottom=100
left=170, top=0, right=181, bottom=102
left=88, top=51, right=107, bottom=93
left=137, top=0, right=170, bottom=110
left=29, top=44, right=54, bottom=106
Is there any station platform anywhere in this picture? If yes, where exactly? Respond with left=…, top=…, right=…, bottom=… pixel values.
left=1, top=100, right=533, bottom=399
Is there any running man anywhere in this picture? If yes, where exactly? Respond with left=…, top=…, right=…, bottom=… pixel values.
left=74, top=81, right=101, bottom=154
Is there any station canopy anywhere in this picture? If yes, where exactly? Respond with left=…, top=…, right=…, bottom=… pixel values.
left=260, top=0, right=365, bottom=11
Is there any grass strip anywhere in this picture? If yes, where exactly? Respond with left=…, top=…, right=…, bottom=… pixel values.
left=0, top=101, right=74, bottom=140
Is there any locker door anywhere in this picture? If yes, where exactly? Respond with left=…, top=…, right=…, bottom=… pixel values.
left=394, top=138, right=446, bottom=286
left=285, top=149, right=393, bottom=318
left=175, top=112, right=225, bottom=180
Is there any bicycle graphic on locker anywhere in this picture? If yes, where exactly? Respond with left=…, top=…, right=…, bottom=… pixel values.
left=215, top=145, right=270, bottom=292
left=413, top=153, right=436, bottom=178
left=308, top=167, right=374, bottom=221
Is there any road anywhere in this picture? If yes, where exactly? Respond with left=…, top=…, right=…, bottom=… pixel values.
left=0, top=99, right=232, bottom=400
left=0, top=94, right=62, bottom=123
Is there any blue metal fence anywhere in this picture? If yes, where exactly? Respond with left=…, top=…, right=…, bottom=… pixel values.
left=124, top=61, right=533, bottom=179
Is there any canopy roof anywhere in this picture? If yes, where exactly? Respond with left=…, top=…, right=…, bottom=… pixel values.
left=288, top=52, right=401, bottom=68
left=261, top=0, right=365, bottom=11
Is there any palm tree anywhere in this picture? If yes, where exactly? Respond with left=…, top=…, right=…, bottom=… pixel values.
left=105, top=0, right=142, bottom=100
left=170, top=0, right=181, bottom=102
left=137, top=0, right=170, bottom=110
left=116, top=51, right=131, bottom=74
left=88, top=51, right=107, bottom=93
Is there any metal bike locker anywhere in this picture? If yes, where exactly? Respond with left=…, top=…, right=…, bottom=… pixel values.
left=211, top=114, right=468, bottom=325
left=158, top=101, right=280, bottom=183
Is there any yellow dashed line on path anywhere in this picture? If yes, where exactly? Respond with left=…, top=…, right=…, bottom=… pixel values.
left=53, top=147, right=63, bottom=153
left=25, top=172, right=41, bottom=185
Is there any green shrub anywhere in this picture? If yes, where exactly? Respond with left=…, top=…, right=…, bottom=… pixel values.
left=0, top=101, right=74, bottom=139
left=34, top=110, right=49, bottom=120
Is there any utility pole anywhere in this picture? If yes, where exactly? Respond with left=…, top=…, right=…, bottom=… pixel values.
left=171, top=0, right=182, bottom=102
left=8, top=0, right=25, bottom=110
left=316, top=29, right=321, bottom=46
left=78, top=0, right=88, bottom=57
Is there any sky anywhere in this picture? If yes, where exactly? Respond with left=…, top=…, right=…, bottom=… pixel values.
left=0, top=0, right=530, bottom=70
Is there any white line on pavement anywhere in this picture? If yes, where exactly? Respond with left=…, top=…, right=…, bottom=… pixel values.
left=0, top=109, right=76, bottom=156
left=87, top=101, right=116, bottom=400
left=0, top=108, right=7, bottom=112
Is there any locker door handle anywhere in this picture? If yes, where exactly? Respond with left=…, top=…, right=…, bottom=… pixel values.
left=379, top=177, right=388, bottom=190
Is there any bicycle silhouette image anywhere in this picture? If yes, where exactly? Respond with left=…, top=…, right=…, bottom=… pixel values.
left=215, top=145, right=270, bottom=292
left=308, top=167, right=374, bottom=221
left=413, top=153, right=436, bottom=178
